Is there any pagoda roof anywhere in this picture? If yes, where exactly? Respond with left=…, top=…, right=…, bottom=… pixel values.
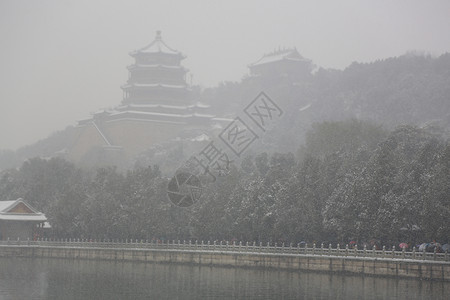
left=108, top=110, right=214, bottom=119
left=121, top=82, right=187, bottom=89
left=97, top=110, right=215, bottom=126
left=0, top=198, right=47, bottom=222
left=116, top=102, right=210, bottom=112
left=249, top=48, right=308, bottom=68
left=127, top=64, right=187, bottom=71
left=130, top=31, right=185, bottom=58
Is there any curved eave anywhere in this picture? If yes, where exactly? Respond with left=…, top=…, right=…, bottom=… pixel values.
left=130, top=50, right=186, bottom=60
left=121, top=83, right=188, bottom=90
left=127, top=64, right=188, bottom=72
left=249, top=57, right=309, bottom=69
left=0, top=213, right=47, bottom=222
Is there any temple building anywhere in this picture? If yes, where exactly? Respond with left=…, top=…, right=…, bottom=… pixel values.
left=248, top=47, right=313, bottom=78
left=0, top=198, right=47, bottom=241
left=246, top=48, right=313, bottom=88
left=70, top=31, right=219, bottom=163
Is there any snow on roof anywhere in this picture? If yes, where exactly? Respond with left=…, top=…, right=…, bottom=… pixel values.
left=110, top=110, right=185, bottom=118
left=191, top=134, right=210, bottom=142
left=106, top=117, right=186, bottom=125
left=212, top=117, right=234, bottom=122
left=189, top=102, right=210, bottom=109
left=299, top=103, right=312, bottom=112
left=0, top=198, right=47, bottom=222
left=191, top=112, right=215, bottom=118
left=0, top=214, right=47, bottom=221
left=128, top=64, right=186, bottom=70
left=130, top=31, right=184, bottom=57
left=122, top=83, right=186, bottom=89
left=118, top=103, right=191, bottom=110
left=249, top=48, right=307, bottom=67
left=0, top=201, right=16, bottom=212
left=109, top=110, right=214, bottom=119
left=115, top=102, right=212, bottom=114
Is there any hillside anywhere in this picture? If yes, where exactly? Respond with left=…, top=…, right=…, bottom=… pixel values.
left=1, top=53, right=449, bottom=170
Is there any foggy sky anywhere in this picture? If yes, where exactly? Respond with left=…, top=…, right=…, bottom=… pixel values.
left=1, top=0, right=450, bottom=150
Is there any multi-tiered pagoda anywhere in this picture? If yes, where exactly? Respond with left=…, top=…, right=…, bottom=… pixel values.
left=71, top=31, right=217, bottom=162
left=122, top=30, right=190, bottom=106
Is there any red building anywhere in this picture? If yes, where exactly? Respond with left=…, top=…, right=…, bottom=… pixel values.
left=0, top=198, right=47, bottom=241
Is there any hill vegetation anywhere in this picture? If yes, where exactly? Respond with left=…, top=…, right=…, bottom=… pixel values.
left=1, top=53, right=449, bottom=170
left=0, top=121, right=448, bottom=246
left=0, top=53, right=449, bottom=246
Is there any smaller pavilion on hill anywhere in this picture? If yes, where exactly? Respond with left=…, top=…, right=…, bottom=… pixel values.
left=248, top=47, right=313, bottom=79
left=0, top=198, right=47, bottom=241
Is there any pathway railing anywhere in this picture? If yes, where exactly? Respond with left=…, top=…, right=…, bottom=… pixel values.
left=0, top=238, right=448, bottom=262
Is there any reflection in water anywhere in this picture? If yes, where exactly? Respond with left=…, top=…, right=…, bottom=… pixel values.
left=0, top=257, right=448, bottom=299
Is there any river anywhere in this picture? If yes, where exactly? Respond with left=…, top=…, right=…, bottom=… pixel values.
left=0, top=257, right=448, bottom=299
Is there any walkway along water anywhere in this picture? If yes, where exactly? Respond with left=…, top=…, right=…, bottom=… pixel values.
left=1, top=239, right=449, bottom=281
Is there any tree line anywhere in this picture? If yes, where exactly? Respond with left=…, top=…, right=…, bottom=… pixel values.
left=0, top=120, right=449, bottom=246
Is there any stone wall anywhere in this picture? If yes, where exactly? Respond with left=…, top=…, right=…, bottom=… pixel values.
left=0, top=245, right=448, bottom=281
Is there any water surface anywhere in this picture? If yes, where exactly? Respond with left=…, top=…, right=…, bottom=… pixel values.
left=0, top=258, right=448, bottom=299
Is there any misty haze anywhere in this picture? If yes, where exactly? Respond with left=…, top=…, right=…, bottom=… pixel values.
left=0, top=0, right=449, bottom=299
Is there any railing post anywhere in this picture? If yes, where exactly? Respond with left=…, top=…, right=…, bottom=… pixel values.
left=297, top=243, right=300, bottom=255
left=363, top=244, right=367, bottom=256
left=320, top=243, right=324, bottom=256
left=259, top=242, right=262, bottom=253
left=412, top=246, right=416, bottom=259
left=313, top=243, right=316, bottom=255
left=337, top=244, right=340, bottom=256
left=402, top=246, right=406, bottom=259
left=329, top=243, right=332, bottom=255
left=392, top=246, right=395, bottom=259
left=433, top=247, right=437, bottom=261
left=354, top=244, right=357, bottom=257
left=382, top=245, right=386, bottom=258
left=373, top=245, right=376, bottom=257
